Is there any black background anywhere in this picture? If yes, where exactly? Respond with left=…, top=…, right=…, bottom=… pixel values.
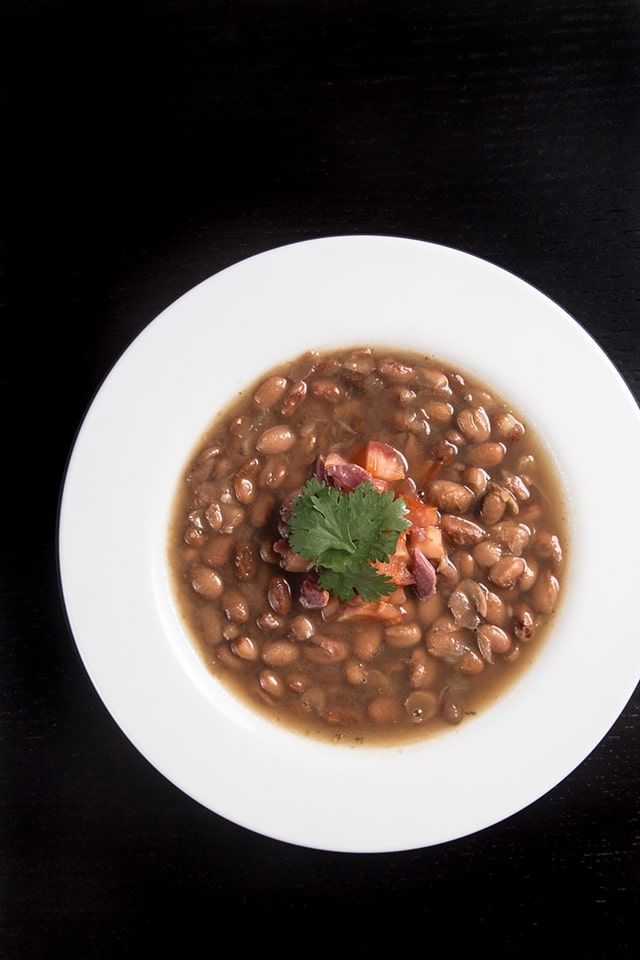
left=3, top=2, right=640, bottom=957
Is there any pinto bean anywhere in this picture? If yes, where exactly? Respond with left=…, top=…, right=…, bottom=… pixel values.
left=232, top=635, right=259, bottom=661
left=440, top=687, right=464, bottom=725
left=189, top=565, right=224, bottom=599
left=259, top=669, right=285, bottom=699
left=279, top=380, right=308, bottom=417
left=367, top=694, right=404, bottom=725
left=477, top=623, right=512, bottom=662
left=456, top=405, right=491, bottom=442
left=488, top=555, right=526, bottom=589
left=518, top=502, right=543, bottom=525
left=392, top=407, right=419, bottom=431
left=463, top=441, right=506, bottom=468
left=397, top=387, right=417, bottom=404
left=222, top=590, right=250, bottom=623
left=254, top=375, right=288, bottom=409
left=532, top=531, right=564, bottom=571
left=353, top=623, right=384, bottom=660
left=444, top=428, right=465, bottom=447
left=256, top=611, right=283, bottom=632
left=262, top=641, right=300, bottom=667
left=315, top=356, right=341, bottom=377
left=255, top=425, right=296, bottom=454
left=288, top=615, right=315, bottom=641
left=279, top=548, right=310, bottom=573
left=500, top=470, right=530, bottom=501
left=409, top=647, right=440, bottom=688
left=416, top=366, right=451, bottom=394
left=489, top=521, right=531, bottom=555
left=492, top=484, right=520, bottom=517
left=310, top=378, right=344, bottom=402
left=229, top=415, right=253, bottom=439
left=222, top=621, right=241, bottom=641
left=436, top=554, right=461, bottom=588
left=519, top=558, right=538, bottom=591
left=487, top=624, right=513, bottom=653
left=204, top=501, right=224, bottom=531
left=425, top=400, right=454, bottom=422
left=286, top=672, right=312, bottom=694
left=320, top=703, right=367, bottom=726
left=296, top=432, right=318, bottom=462
left=453, top=550, right=476, bottom=580
left=458, top=648, right=485, bottom=675
left=249, top=492, right=276, bottom=528
left=187, top=445, right=221, bottom=484
left=479, top=489, right=507, bottom=524
left=300, top=685, right=326, bottom=713
left=193, top=480, right=219, bottom=508
left=233, top=475, right=255, bottom=504
left=415, top=592, right=445, bottom=627
left=465, top=387, right=493, bottom=408
left=304, top=636, right=349, bottom=664
left=288, top=350, right=319, bottom=380
left=259, top=538, right=278, bottom=564
left=463, top=466, right=489, bottom=496
left=379, top=358, right=415, bottom=383
left=232, top=541, right=257, bottom=581
left=345, top=659, right=369, bottom=685
left=530, top=568, right=560, bottom=614
left=493, top=411, right=525, bottom=444
left=503, top=643, right=521, bottom=664
left=513, top=602, right=536, bottom=641
left=215, top=643, right=246, bottom=672
left=258, top=458, right=288, bottom=489
left=201, top=531, right=233, bottom=567
left=409, top=413, right=432, bottom=439
left=237, top=456, right=260, bottom=478
left=342, top=349, right=375, bottom=376
left=384, top=622, right=422, bottom=648
left=448, top=578, right=487, bottom=628
left=425, top=616, right=468, bottom=660
left=484, top=590, right=509, bottom=627
left=220, top=502, right=244, bottom=533
left=441, top=515, right=488, bottom=545
left=405, top=690, right=438, bottom=723
left=426, top=479, right=474, bottom=512
left=472, top=539, right=502, bottom=568
left=267, top=574, right=292, bottom=615
left=183, top=519, right=208, bottom=548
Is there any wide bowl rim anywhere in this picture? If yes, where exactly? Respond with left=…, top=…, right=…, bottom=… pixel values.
left=58, top=234, right=640, bottom=852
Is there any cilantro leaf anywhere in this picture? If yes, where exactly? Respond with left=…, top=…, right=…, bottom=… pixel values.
left=286, top=476, right=410, bottom=602
left=318, top=565, right=397, bottom=603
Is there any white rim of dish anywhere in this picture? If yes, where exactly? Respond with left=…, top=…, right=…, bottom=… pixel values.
left=58, top=235, right=640, bottom=852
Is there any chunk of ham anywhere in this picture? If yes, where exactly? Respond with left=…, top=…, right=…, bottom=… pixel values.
left=299, top=574, right=330, bottom=609
left=409, top=548, right=437, bottom=599
left=322, top=452, right=389, bottom=492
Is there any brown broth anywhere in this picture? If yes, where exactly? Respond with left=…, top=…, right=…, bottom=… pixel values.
left=168, top=346, right=568, bottom=746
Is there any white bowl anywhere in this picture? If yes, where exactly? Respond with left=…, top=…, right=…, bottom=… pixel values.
left=58, top=236, right=640, bottom=852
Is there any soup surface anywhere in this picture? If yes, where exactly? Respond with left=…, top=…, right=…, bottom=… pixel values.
left=169, top=346, right=567, bottom=745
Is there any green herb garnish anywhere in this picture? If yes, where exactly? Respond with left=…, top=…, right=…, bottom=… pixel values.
left=286, top=477, right=411, bottom=602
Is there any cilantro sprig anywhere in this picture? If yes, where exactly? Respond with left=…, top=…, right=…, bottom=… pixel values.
left=286, top=477, right=411, bottom=602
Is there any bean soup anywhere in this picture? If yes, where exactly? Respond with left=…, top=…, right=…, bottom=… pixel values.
left=169, top=346, right=567, bottom=746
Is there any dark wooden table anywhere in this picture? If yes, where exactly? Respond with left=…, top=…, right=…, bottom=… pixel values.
left=4, top=2, right=639, bottom=956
